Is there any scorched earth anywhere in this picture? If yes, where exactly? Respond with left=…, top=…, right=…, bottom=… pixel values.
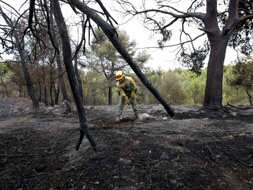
left=0, top=98, right=252, bottom=190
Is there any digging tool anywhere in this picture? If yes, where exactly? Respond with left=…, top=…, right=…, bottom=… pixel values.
left=120, top=106, right=126, bottom=120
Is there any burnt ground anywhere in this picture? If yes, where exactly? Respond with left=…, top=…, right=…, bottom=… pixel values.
left=0, top=98, right=252, bottom=190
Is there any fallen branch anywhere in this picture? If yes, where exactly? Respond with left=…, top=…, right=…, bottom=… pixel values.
left=226, top=102, right=241, bottom=110
left=238, top=160, right=253, bottom=167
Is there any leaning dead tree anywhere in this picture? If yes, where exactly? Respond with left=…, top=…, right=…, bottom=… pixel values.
left=68, top=0, right=175, bottom=116
left=26, top=0, right=174, bottom=150
left=65, top=0, right=174, bottom=150
left=35, top=0, right=174, bottom=150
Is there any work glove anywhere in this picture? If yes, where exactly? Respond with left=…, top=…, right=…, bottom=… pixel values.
left=131, top=91, right=135, bottom=98
left=124, top=96, right=130, bottom=105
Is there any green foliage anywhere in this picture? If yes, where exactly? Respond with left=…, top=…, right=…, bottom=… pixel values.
left=157, top=70, right=186, bottom=105
left=0, top=61, right=19, bottom=97
left=133, top=68, right=163, bottom=104
left=178, top=48, right=208, bottom=75
left=2, top=57, right=253, bottom=107
left=81, top=70, right=109, bottom=105
left=226, top=58, right=253, bottom=89
left=222, top=83, right=248, bottom=105
left=181, top=70, right=206, bottom=105
left=133, top=68, right=205, bottom=105
left=224, top=58, right=253, bottom=105
left=228, top=0, right=253, bottom=55
left=0, top=62, right=9, bottom=76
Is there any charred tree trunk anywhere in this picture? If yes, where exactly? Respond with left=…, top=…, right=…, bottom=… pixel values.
left=69, top=0, right=174, bottom=117
left=54, top=80, right=60, bottom=105
left=74, top=56, right=84, bottom=102
left=56, top=55, right=69, bottom=102
left=202, top=0, right=232, bottom=108
left=50, top=66, right=54, bottom=106
left=20, top=53, right=40, bottom=111
left=50, top=0, right=96, bottom=151
left=48, top=10, right=70, bottom=102
left=43, top=64, right=48, bottom=106
left=108, top=86, right=112, bottom=105
left=203, top=34, right=229, bottom=108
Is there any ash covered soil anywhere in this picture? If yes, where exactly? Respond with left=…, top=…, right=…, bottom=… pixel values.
left=0, top=98, right=252, bottom=190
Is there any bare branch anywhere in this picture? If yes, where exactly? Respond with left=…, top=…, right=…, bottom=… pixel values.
left=95, top=0, right=118, bottom=25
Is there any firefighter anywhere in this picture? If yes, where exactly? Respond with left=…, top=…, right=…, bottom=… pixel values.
left=115, top=71, right=139, bottom=121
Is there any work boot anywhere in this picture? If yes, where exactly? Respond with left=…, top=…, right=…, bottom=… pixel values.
left=134, top=113, right=139, bottom=121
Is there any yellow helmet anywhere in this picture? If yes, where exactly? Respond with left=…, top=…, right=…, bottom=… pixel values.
left=115, top=71, right=124, bottom=81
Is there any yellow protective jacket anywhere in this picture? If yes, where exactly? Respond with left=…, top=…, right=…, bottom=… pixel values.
left=116, top=76, right=137, bottom=98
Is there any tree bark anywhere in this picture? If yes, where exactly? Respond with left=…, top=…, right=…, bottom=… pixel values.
left=20, top=52, right=40, bottom=111
left=48, top=10, right=70, bottom=102
left=203, top=34, right=229, bottom=108
left=54, top=81, right=60, bottom=105
left=50, top=0, right=96, bottom=151
left=108, top=86, right=112, bottom=105
left=202, top=0, right=235, bottom=108
left=74, top=56, right=84, bottom=102
left=42, top=64, right=48, bottom=106
left=68, top=0, right=174, bottom=117
left=49, top=66, right=54, bottom=106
